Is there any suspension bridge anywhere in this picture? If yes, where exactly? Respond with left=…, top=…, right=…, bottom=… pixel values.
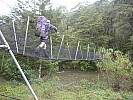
left=0, top=16, right=105, bottom=100
left=0, top=18, right=104, bottom=60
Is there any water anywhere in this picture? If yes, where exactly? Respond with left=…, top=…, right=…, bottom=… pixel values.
left=55, top=70, right=100, bottom=85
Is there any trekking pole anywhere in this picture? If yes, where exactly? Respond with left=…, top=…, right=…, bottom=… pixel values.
left=0, top=30, right=38, bottom=100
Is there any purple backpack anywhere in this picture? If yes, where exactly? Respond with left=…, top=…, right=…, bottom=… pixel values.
left=35, top=16, right=47, bottom=37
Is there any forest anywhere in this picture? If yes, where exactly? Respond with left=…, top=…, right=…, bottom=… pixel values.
left=0, top=0, right=133, bottom=99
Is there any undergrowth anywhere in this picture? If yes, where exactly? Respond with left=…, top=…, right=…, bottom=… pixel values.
left=0, top=77, right=133, bottom=100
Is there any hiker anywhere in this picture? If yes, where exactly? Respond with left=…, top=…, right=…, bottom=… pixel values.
left=35, top=16, right=57, bottom=58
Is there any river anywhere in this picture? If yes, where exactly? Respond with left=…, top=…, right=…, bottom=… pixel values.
left=55, top=70, right=101, bottom=85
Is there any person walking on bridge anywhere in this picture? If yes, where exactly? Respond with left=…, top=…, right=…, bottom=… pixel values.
left=35, top=16, right=57, bottom=58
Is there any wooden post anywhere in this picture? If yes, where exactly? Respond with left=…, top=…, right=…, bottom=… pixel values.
left=67, top=42, right=71, bottom=59
left=57, top=35, right=64, bottom=59
left=12, top=21, right=19, bottom=53
left=80, top=45, right=83, bottom=59
left=50, top=36, right=53, bottom=59
left=86, top=44, right=89, bottom=60
left=99, top=48, right=102, bottom=59
left=75, top=41, right=80, bottom=60
left=99, top=47, right=103, bottom=59
left=23, top=16, right=29, bottom=55
left=93, top=46, right=96, bottom=60
left=39, top=60, right=42, bottom=79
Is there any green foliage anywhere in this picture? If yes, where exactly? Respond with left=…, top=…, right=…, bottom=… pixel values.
left=97, top=49, right=133, bottom=76
left=79, top=61, right=97, bottom=71
left=58, top=61, right=79, bottom=70
left=40, top=60, right=59, bottom=78
left=96, top=49, right=133, bottom=91
left=2, top=58, right=35, bottom=81
left=1, top=79, right=133, bottom=100
left=58, top=60, right=97, bottom=71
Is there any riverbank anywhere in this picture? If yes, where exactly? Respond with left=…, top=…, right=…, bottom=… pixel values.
left=0, top=74, right=133, bottom=100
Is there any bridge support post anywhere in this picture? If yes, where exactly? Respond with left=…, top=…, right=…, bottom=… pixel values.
left=12, top=20, right=19, bottom=53
left=57, top=35, right=64, bottom=59
left=50, top=36, right=53, bottom=59
left=23, top=16, right=29, bottom=55
left=75, top=41, right=80, bottom=60
left=0, top=30, right=38, bottom=100
left=93, top=46, right=96, bottom=60
left=86, top=44, right=89, bottom=60
left=67, top=42, right=71, bottom=59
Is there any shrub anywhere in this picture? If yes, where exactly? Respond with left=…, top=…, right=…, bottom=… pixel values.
left=96, top=49, right=133, bottom=91
left=2, top=58, right=36, bottom=81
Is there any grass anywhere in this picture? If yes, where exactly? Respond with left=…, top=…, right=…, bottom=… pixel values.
left=0, top=77, right=133, bottom=100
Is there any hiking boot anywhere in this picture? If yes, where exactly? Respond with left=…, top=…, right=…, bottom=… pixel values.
left=35, top=46, right=41, bottom=57
left=43, top=49, right=49, bottom=59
